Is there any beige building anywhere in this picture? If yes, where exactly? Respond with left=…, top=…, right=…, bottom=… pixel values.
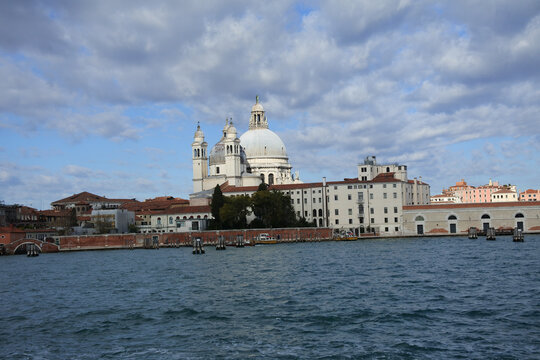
left=403, top=202, right=540, bottom=235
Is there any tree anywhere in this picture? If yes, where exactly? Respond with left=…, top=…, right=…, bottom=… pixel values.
left=257, top=182, right=268, bottom=192
left=220, top=195, right=251, bottom=229
left=251, top=189, right=297, bottom=228
left=128, top=223, right=138, bottom=233
left=210, top=185, right=225, bottom=229
left=94, top=215, right=114, bottom=234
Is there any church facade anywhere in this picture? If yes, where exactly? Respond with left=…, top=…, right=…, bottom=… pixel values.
left=192, top=97, right=302, bottom=193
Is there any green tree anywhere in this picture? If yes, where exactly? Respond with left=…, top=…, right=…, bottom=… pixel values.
left=220, top=195, right=251, bottom=229
left=251, top=189, right=297, bottom=228
left=210, top=185, right=225, bottom=229
left=128, top=223, right=138, bottom=233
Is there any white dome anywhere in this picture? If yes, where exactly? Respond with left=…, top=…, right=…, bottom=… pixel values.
left=239, top=128, right=288, bottom=158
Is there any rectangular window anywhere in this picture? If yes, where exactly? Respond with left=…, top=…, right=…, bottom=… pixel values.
left=394, top=217, right=398, bottom=223
left=394, top=207, right=398, bottom=213
left=297, top=211, right=300, bottom=216
left=383, top=193, right=387, bottom=199
left=291, top=199, right=294, bottom=204
left=383, top=184, right=387, bottom=188
left=395, top=227, right=399, bottom=231
left=348, top=209, right=352, bottom=215
left=335, top=209, right=339, bottom=215
left=313, top=198, right=316, bottom=203
left=393, top=192, right=397, bottom=198
left=348, top=194, right=352, bottom=200
left=304, top=198, right=307, bottom=204
left=384, top=218, right=388, bottom=223
left=335, top=219, right=339, bottom=225
left=384, top=207, right=388, bottom=214
left=334, top=195, right=338, bottom=201
left=348, top=185, right=352, bottom=189
left=370, top=208, right=374, bottom=214
left=393, top=184, right=397, bottom=188
left=304, top=211, right=308, bottom=217
left=385, top=227, right=389, bottom=232
left=297, top=199, right=300, bottom=204
left=319, top=198, right=322, bottom=203
left=334, top=186, right=338, bottom=190
left=371, top=218, right=375, bottom=224
left=358, top=192, right=363, bottom=201
left=349, top=219, right=353, bottom=224
left=370, top=193, right=374, bottom=200
left=359, top=217, right=364, bottom=224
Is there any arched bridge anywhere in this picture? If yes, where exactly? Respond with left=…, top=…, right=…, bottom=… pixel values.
left=2, top=238, right=60, bottom=255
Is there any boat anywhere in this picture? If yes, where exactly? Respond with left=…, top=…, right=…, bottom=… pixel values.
left=255, top=233, right=278, bottom=244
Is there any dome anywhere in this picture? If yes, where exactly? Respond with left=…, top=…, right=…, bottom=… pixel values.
left=208, top=139, right=247, bottom=166
left=193, top=123, right=204, bottom=142
left=209, top=141, right=225, bottom=166
left=252, top=102, right=264, bottom=112
left=239, top=128, right=288, bottom=158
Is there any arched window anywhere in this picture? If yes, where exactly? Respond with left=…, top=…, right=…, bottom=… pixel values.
left=157, top=217, right=162, bottom=225
left=169, top=217, right=173, bottom=224
left=176, top=216, right=180, bottom=220
left=183, top=216, right=187, bottom=220
left=448, top=215, right=457, bottom=220
left=415, top=215, right=424, bottom=221
left=216, top=166, right=220, bottom=174
left=318, top=209, right=323, bottom=217
left=313, top=209, right=317, bottom=217
left=194, top=149, right=197, bottom=157
left=515, top=213, right=524, bottom=218
left=386, top=167, right=390, bottom=172
left=260, top=174, right=265, bottom=184
left=268, top=173, right=274, bottom=185
left=481, top=214, right=490, bottom=219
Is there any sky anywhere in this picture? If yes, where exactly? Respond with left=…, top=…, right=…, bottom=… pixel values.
left=1, top=0, right=539, bottom=209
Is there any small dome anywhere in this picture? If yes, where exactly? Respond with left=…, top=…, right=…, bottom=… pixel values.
left=252, top=95, right=264, bottom=112
left=226, top=121, right=237, bottom=139
left=239, top=128, right=287, bottom=158
left=252, top=102, right=264, bottom=112
left=209, top=141, right=225, bottom=166
left=193, top=123, right=204, bottom=141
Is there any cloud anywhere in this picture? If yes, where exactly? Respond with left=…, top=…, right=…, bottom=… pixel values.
left=1, top=0, right=540, bottom=200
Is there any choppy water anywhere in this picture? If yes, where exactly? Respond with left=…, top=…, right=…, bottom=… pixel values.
left=1, top=236, right=539, bottom=359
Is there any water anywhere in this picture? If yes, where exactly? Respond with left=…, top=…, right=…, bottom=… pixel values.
left=1, top=236, right=539, bottom=359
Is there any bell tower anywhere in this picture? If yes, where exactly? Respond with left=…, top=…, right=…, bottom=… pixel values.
left=192, top=122, right=208, bottom=193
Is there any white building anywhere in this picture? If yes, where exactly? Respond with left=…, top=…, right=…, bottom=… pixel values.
left=219, top=156, right=430, bottom=236
left=491, top=189, right=518, bottom=202
left=192, top=97, right=302, bottom=193
left=137, top=205, right=211, bottom=234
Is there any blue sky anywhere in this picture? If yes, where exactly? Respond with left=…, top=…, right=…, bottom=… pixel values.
left=1, top=0, right=539, bottom=209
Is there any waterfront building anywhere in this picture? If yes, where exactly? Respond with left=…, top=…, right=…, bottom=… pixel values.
left=192, top=96, right=302, bottom=193
left=520, top=189, right=540, bottom=202
left=215, top=156, right=430, bottom=236
left=403, top=202, right=540, bottom=235
left=190, top=100, right=430, bottom=236
left=137, top=205, right=211, bottom=234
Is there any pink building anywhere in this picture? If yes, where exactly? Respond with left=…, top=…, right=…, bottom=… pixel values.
left=520, top=189, right=540, bottom=202
left=437, top=179, right=517, bottom=204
